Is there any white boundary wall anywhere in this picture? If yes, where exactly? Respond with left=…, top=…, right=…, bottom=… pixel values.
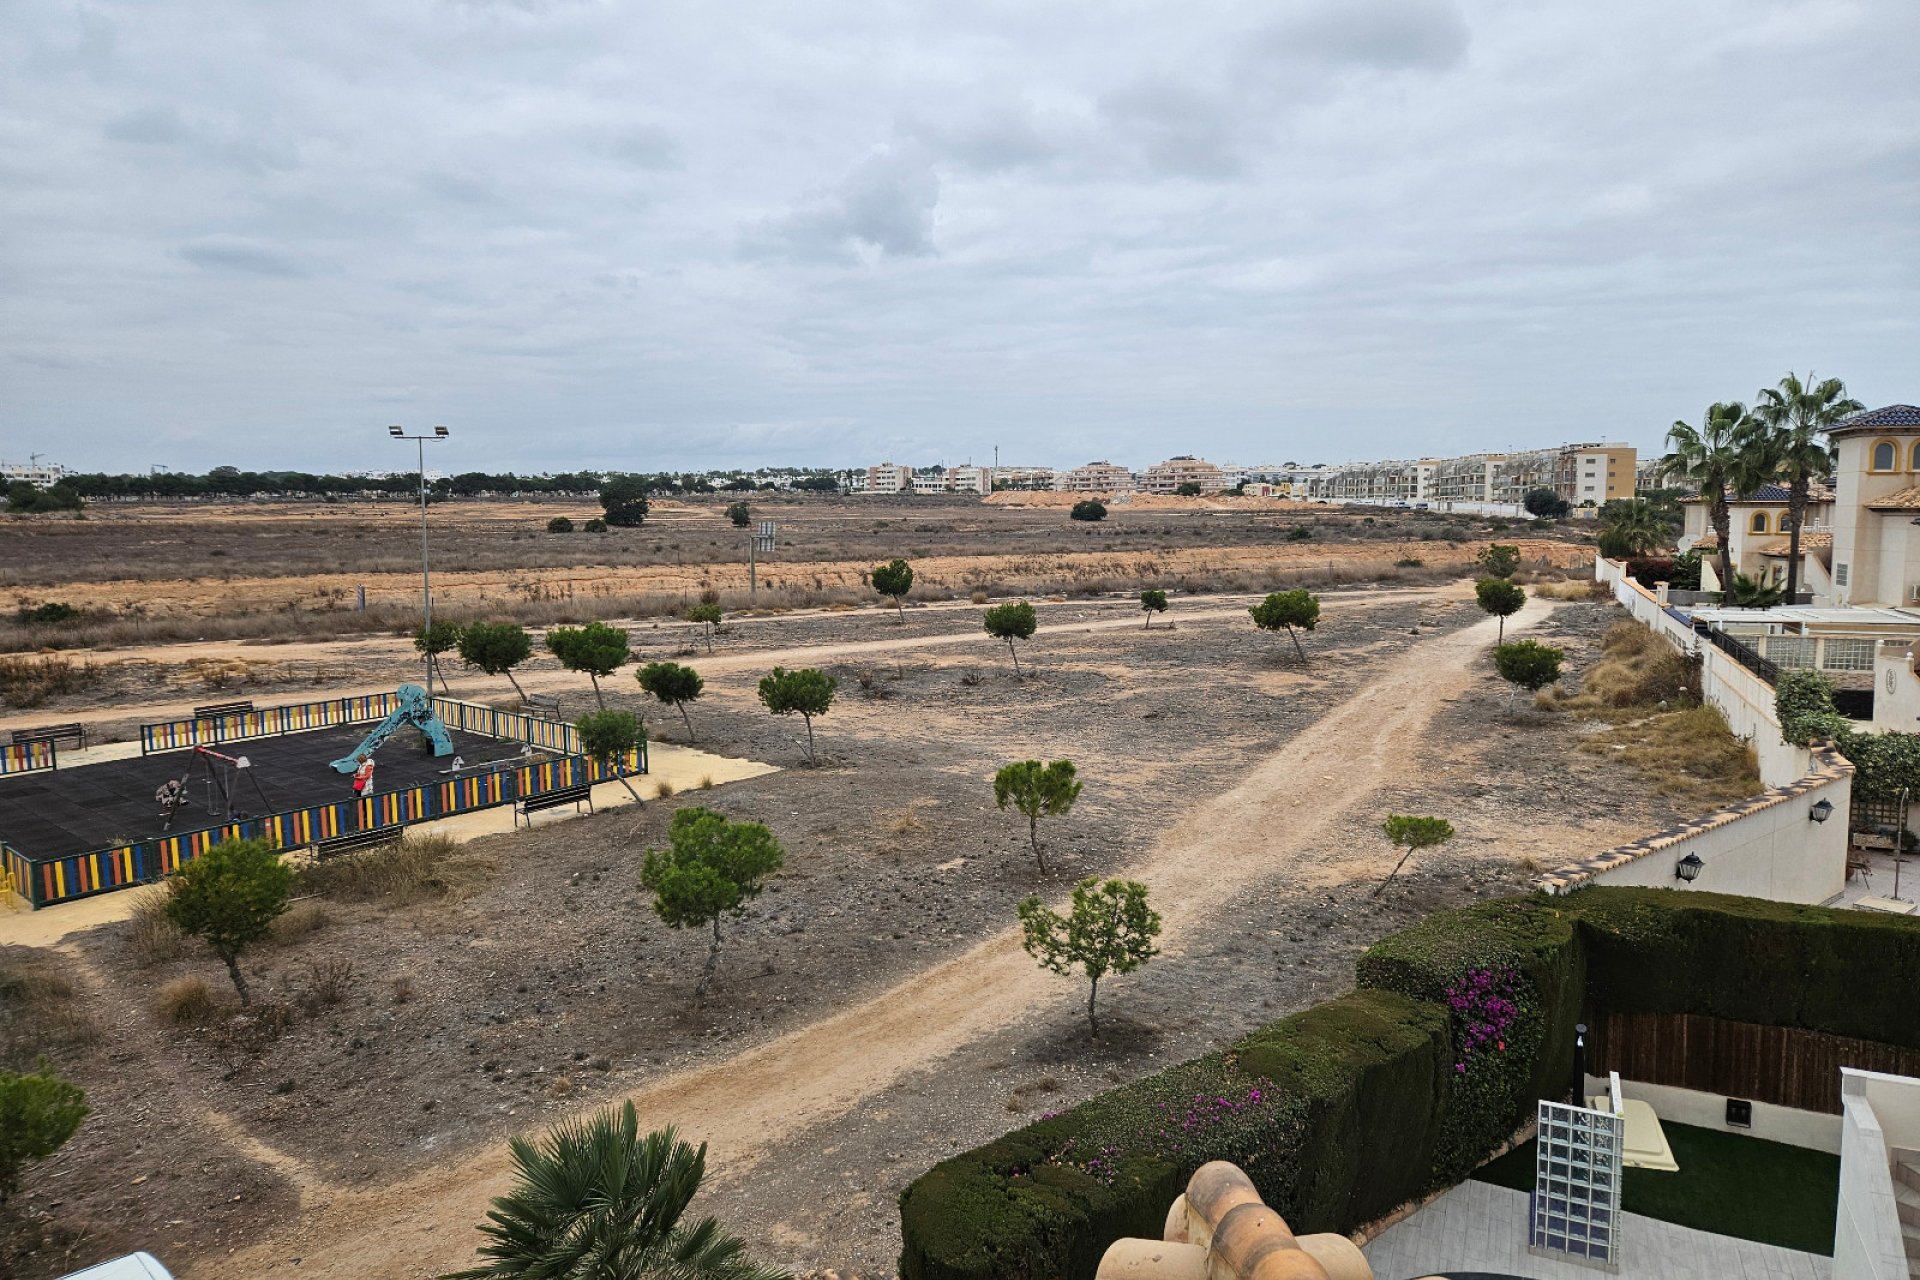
left=1835, top=1068, right=1918, bottom=1280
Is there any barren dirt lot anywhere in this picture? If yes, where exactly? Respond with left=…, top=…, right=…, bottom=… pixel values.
left=0, top=495, right=1588, bottom=652
left=0, top=589, right=1702, bottom=1280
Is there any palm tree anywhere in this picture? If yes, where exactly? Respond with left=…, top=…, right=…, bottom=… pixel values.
left=1596, top=498, right=1670, bottom=559
left=445, top=1105, right=784, bottom=1280
left=1753, top=371, right=1864, bottom=600
left=1661, top=402, right=1770, bottom=598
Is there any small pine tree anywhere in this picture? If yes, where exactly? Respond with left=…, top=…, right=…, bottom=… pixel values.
left=1140, top=589, right=1169, bottom=629
left=457, top=622, right=534, bottom=700
left=757, top=667, right=836, bottom=765
left=600, top=475, right=651, bottom=528
left=1069, top=499, right=1107, bottom=522
left=1017, top=878, right=1161, bottom=1038
left=993, top=758, right=1083, bottom=872
left=1493, top=638, right=1564, bottom=709
left=687, top=602, right=723, bottom=654
left=0, top=1064, right=88, bottom=1205
left=547, top=515, right=575, bottom=533
left=546, top=621, right=631, bottom=709
left=1373, top=814, right=1456, bottom=896
left=636, top=661, right=705, bottom=741
left=164, top=837, right=292, bottom=1006
left=871, top=559, right=914, bottom=622
left=726, top=501, right=752, bottom=528
left=413, top=620, right=462, bottom=688
left=639, top=808, right=785, bottom=1002
left=983, top=601, right=1038, bottom=673
left=1478, top=543, right=1521, bottom=578
left=575, top=709, right=645, bottom=802
left=583, top=517, right=608, bottom=533
left=1475, top=577, right=1526, bottom=641
left=1250, top=589, right=1321, bottom=662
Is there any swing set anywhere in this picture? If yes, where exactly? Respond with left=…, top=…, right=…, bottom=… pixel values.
left=156, top=745, right=274, bottom=830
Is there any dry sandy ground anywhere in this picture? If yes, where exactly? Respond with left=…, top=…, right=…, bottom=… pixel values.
left=172, top=597, right=1562, bottom=1280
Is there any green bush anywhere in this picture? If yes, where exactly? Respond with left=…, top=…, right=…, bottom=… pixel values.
left=547, top=515, right=575, bottom=533
left=0, top=1064, right=88, bottom=1203
left=17, top=602, right=78, bottom=626
left=1069, top=500, right=1106, bottom=522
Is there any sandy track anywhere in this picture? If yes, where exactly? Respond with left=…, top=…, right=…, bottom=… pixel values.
left=197, top=596, right=1556, bottom=1280
left=0, top=584, right=1463, bottom=736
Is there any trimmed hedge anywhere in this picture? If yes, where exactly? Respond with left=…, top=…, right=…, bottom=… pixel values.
left=900, top=889, right=1920, bottom=1280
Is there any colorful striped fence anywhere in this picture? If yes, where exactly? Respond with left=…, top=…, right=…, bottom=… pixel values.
left=2, top=839, right=33, bottom=905
left=0, top=739, right=57, bottom=776
left=140, top=693, right=399, bottom=755
left=431, top=698, right=580, bottom=754
left=17, top=745, right=645, bottom=909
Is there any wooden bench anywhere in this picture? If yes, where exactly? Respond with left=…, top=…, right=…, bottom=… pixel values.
left=10, top=722, right=85, bottom=751
left=523, top=693, right=562, bottom=720
left=193, top=700, right=255, bottom=719
left=515, top=782, right=593, bottom=827
left=313, top=828, right=403, bottom=860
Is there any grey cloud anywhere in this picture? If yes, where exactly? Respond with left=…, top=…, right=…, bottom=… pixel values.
left=747, top=150, right=941, bottom=262
left=103, top=105, right=190, bottom=145
left=1098, top=80, right=1245, bottom=180
left=176, top=235, right=312, bottom=278
left=610, top=126, right=677, bottom=170
left=1268, top=0, right=1469, bottom=70
left=904, top=102, right=1066, bottom=174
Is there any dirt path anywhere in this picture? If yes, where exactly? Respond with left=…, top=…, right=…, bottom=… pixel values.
left=196, top=595, right=1557, bottom=1280
left=0, top=583, right=1465, bottom=736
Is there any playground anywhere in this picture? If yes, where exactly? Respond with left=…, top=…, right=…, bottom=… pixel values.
left=0, top=688, right=640, bottom=908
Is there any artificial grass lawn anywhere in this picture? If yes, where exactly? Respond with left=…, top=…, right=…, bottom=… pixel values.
left=1472, top=1121, right=1839, bottom=1256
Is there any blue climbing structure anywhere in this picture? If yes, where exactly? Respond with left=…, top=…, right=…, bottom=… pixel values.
left=329, top=684, right=455, bottom=772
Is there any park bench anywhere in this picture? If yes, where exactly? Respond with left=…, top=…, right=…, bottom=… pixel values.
left=313, top=827, right=403, bottom=860
left=515, top=782, right=593, bottom=827
left=523, top=693, right=562, bottom=720
left=193, top=700, right=255, bottom=719
left=10, top=722, right=85, bottom=751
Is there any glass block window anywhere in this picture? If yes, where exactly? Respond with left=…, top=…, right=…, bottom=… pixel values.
left=1530, top=1098, right=1623, bottom=1270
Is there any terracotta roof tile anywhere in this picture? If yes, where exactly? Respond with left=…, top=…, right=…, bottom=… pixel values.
left=1758, top=531, right=1834, bottom=556
left=1867, top=486, right=1920, bottom=510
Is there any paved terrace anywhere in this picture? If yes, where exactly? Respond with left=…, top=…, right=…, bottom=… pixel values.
left=1363, top=1180, right=1831, bottom=1280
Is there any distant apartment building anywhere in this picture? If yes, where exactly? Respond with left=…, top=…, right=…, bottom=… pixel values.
left=947, top=465, right=992, bottom=495
left=1305, top=442, right=1636, bottom=511
left=1138, top=456, right=1227, bottom=494
left=990, top=466, right=1056, bottom=491
left=1324, top=458, right=1436, bottom=504
left=1, top=460, right=64, bottom=487
left=865, top=463, right=914, bottom=495
left=1058, top=461, right=1136, bottom=493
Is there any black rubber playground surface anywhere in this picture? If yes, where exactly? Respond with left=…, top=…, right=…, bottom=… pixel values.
left=0, top=725, right=534, bottom=859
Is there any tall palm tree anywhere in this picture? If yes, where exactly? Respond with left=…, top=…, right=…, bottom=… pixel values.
left=1753, top=371, right=1864, bottom=599
left=1661, top=402, right=1771, bottom=597
left=445, top=1105, right=784, bottom=1280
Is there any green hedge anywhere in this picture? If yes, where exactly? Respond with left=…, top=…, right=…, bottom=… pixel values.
left=899, top=889, right=1920, bottom=1280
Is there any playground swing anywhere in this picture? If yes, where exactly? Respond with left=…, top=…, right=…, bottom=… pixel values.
left=158, top=745, right=273, bottom=830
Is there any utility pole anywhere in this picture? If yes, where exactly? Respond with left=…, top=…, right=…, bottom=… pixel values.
left=388, top=425, right=450, bottom=695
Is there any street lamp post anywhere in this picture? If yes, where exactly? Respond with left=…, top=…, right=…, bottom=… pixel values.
left=389, top=425, right=450, bottom=695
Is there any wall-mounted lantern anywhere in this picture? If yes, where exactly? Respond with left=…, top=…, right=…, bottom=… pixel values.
left=1811, top=799, right=1835, bottom=824
left=1675, top=852, right=1705, bottom=883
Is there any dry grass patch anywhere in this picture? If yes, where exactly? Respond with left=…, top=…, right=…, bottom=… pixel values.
left=1533, top=578, right=1607, bottom=601
left=1546, top=621, right=1701, bottom=716
left=295, top=831, right=493, bottom=905
left=126, top=883, right=191, bottom=963
left=270, top=898, right=332, bottom=944
left=155, top=974, right=218, bottom=1026
left=0, top=950, right=100, bottom=1067
left=1581, top=705, right=1761, bottom=809
left=0, top=652, right=100, bottom=707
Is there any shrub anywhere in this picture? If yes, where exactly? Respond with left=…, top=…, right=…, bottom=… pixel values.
left=583, top=517, right=608, bottom=533
left=156, top=975, right=217, bottom=1025
left=1286, top=525, right=1313, bottom=541
left=295, top=830, right=489, bottom=904
left=1173, top=481, right=1202, bottom=497
left=1069, top=499, right=1107, bottom=522
left=1492, top=639, right=1563, bottom=707
left=0, top=1064, right=88, bottom=1204
left=126, top=884, right=190, bottom=963
left=1395, top=558, right=1424, bottom=568
left=547, top=515, right=575, bottom=533
left=726, top=501, right=752, bottom=527
left=1775, top=670, right=1847, bottom=747
left=300, top=958, right=358, bottom=1011
left=1623, top=557, right=1676, bottom=588
left=270, top=898, right=332, bottom=943
left=17, top=602, right=78, bottom=626
left=1523, top=488, right=1571, bottom=519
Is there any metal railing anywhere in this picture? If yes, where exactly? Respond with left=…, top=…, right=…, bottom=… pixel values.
left=1695, top=623, right=1779, bottom=686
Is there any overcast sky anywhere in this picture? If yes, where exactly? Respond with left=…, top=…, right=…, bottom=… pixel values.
left=3, top=0, right=1915, bottom=476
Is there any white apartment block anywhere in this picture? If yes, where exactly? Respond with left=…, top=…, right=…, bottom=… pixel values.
left=1058, top=461, right=1136, bottom=493
left=990, top=466, right=1056, bottom=491
left=1, top=460, right=65, bottom=487
left=948, top=465, right=992, bottom=495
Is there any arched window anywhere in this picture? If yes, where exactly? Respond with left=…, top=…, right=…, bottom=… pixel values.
left=1873, top=440, right=1898, bottom=472
left=1750, top=512, right=1769, bottom=534
left=1908, top=440, right=1920, bottom=471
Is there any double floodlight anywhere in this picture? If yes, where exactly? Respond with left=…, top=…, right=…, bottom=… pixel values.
left=387, top=425, right=450, bottom=438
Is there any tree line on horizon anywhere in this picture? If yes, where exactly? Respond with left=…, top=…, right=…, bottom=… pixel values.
left=46, top=465, right=845, bottom=501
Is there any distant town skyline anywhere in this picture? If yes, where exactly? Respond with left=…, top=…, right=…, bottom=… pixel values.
left=5, top=1, right=1915, bottom=475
